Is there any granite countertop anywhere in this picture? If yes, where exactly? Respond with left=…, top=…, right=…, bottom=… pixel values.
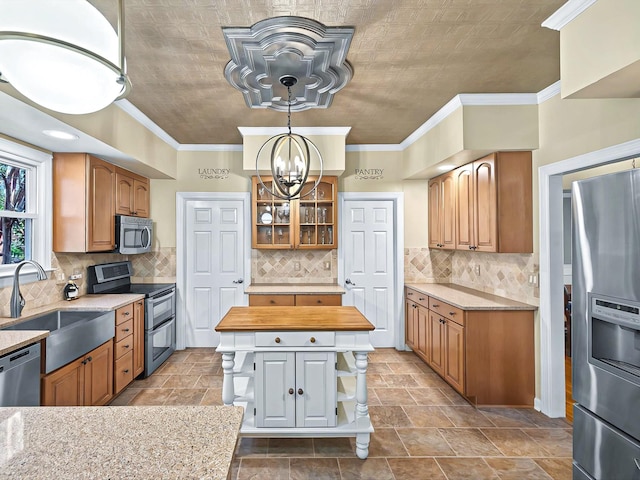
left=0, top=405, right=243, bottom=479
left=246, top=283, right=346, bottom=295
left=405, top=283, right=537, bottom=311
left=0, top=294, right=145, bottom=357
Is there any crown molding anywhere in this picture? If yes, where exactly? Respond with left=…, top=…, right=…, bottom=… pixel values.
left=542, top=0, right=597, bottom=31
left=537, top=81, right=562, bottom=104
left=177, top=144, right=242, bottom=152
left=115, top=99, right=180, bottom=150
left=400, top=95, right=463, bottom=150
left=346, top=144, right=403, bottom=152
left=238, top=126, right=352, bottom=137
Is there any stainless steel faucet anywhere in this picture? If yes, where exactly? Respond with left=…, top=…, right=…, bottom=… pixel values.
left=10, top=260, right=48, bottom=318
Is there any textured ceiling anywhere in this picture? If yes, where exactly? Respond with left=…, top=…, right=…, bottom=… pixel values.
left=90, top=0, right=564, bottom=145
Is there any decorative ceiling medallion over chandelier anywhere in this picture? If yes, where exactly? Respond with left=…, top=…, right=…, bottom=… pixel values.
left=255, top=76, right=323, bottom=200
left=222, top=16, right=354, bottom=111
left=0, top=0, right=131, bottom=115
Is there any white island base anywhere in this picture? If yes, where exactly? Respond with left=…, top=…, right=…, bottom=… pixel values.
left=216, top=307, right=375, bottom=459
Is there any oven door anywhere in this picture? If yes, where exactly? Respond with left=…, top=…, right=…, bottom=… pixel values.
left=146, top=288, right=176, bottom=330
left=144, top=317, right=175, bottom=377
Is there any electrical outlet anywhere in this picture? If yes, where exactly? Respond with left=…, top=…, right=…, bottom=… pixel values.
left=528, top=274, right=539, bottom=286
left=70, top=273, right=83, bottom=280
left=294, top=261, right=301, bottom=271
left=324, top=261, right=331, bottom=270
left=474, top=265, right=480, bottom=275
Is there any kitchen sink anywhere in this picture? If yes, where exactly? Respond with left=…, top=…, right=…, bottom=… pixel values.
left=3, top=310, right=115, bottom=373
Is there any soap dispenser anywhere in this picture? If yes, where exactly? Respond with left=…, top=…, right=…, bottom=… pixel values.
left=63, top=280, right=79, bottom=301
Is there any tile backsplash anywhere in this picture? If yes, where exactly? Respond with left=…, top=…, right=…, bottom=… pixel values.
left=252, top=249, right=337, bottom=284
left=404, top=247, right=538, bottom=305
left=0, top=248, right=177, bottom=318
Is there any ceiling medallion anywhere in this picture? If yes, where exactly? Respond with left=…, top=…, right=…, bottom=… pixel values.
left=222, top=16, right=354, bottom=111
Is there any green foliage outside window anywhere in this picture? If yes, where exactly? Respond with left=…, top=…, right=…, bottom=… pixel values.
left=0, top=163, right=27, bottom=264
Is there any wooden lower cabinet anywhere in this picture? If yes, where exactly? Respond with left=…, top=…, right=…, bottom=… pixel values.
left=42, top=340, right=114, bottom=406
left=249, top=294, right=342, bottom=306
left=114, top=300, right=145, bottom=395
left=405, top=287, right=534, bottom=406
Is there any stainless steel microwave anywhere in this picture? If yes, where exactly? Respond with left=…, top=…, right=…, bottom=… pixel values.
left=115, top=215, right=152, bottom=254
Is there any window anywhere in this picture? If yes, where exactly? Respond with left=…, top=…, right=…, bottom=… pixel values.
left=0, top=138, right=51, bottom=277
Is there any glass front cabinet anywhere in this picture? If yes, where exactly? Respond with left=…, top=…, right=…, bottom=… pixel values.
left=252, top=176, right=337, bottom=250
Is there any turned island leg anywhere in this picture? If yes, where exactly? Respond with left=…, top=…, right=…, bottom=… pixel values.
left=354, top=351, right=371, bottom=459
left=221, top=352, right=236, bottom=406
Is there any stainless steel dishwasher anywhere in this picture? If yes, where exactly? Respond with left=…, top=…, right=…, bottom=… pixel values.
left=0, top=342, right=41, bottom=406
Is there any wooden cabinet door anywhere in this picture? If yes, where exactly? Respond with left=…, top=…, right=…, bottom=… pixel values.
left=454, top=164, right=474, bottom=251
left=428, top=311, right=445, bottom=376
left=295, top=352, right=336, bottom=427
left=133, top=179, right=150, bottom=217
left=87, top=156, right=115, bottom=252
left=416, top=304, right=429, bottom=358
left=115, top=172, right=135, bottom=216
left=441, top=172, right=456, bottom=249
left=405, top=299, right=417, bottom=350
left=133, top=299, right=145, bottom=377
left=42, top=357, right=84, bottom=406
left=444, top=320, right=465, bottom=394
left=473, top=155, right=497, bottom=252
left=84, top=340, right=113, bottom=406
left=428, top=177, right=442, bottom=248
left=255, top=352, right=296, bottom=428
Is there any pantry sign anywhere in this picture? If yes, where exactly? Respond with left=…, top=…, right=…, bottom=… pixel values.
left=354, top=168, right=384, bottom=180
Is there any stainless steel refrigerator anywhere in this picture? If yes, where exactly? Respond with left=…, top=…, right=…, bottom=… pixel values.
left=572, top=169, right=640, bottom=479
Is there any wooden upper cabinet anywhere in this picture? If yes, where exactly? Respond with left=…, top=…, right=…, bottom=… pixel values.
left=54, top=153, right=116, bottom=252
left=449, top=151, right=532, bottom=253
left=429, top=171, right=456, bottom=250
left=115, top=167, right=150, bottom=217
left=252, top=176, right=337, bottom=250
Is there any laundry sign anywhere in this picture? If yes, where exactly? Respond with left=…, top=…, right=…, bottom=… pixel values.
left=198, top=168, right=230, bottom=180
left=354, top=168, right=384, bottom=180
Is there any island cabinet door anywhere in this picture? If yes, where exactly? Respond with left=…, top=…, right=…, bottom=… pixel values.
left=296, top=352, right=337, bottom=428
left=255, top=352, right=296, bottom=428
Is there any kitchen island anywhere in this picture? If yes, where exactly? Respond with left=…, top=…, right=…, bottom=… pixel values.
left=0, top=405, right=243, bottom=479
left=216, top=305, right=375, bottom=459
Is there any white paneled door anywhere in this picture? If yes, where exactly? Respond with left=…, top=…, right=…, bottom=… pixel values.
left=185, top=199, right=245, bottom=347
left=342, top=199, right=395, bottom=347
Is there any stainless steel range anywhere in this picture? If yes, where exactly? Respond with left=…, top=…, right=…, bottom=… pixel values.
left=572, top=170, right=640, bottom=479
left=87, top=261, right=176, bottom=377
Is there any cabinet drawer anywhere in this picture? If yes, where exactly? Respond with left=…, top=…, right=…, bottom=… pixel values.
left=114, top=350, right=134, bottom=394
left=115, top=318, right=134, bottom=342
left=295, top=294, right=342, bottom=306
left=115, top=303, right=134, bottom=325
left=114, top=334, right=134, bottom=360
left=255, top=331, right=335, bottom=347
left=405, top=287, right=429, bottom=308
left=429, top=298, right=464, bottom=325
left=249, top=294, right=295, bottom=306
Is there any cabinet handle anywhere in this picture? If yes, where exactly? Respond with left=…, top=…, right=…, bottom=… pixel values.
left=270, top=300, right=276, bottom=304
left=407, top=292, right=413, bottom=296
left=87, top=356, right=92, bottom=362
left=412, top=304, right=417, bottom=309
left=82, top=359, right=88, bottom=365
left=432, top=304, right=440, bottom=308
left=310, top=337, right=316, bottom=343
left=275, top=337, right=281, bottom=343
left=137, top=301, right=143, bottom=306
left=469, top=245, right=477, bottom=250
left=124, top=369, right=129, bottom=373
left=449, top=311, right=456, bottom=316
left=440, top=318, right=446, bottom=324
left=124, top=345, right=130, bottom=349
left=123, top=311, right=130, bottom=316
left=419, top=297, right=425, bottom=301
left=123, top=328, right=130, bottom=333
left=298, top=388, right=304, bottom=395
left=288, top=388, right=294, bottom=395
left=316, top=300, right=322, bottom=304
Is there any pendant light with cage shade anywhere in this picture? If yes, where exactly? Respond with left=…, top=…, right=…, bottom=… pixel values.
left=255, top=76, right=323, bottom=201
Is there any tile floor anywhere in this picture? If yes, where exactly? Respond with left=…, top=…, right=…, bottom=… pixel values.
left=111, top=348, right=573, bottom=480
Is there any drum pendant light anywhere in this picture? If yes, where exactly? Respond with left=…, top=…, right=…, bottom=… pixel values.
left=0, top=0, right=131, bottom=115
left=255, top=76, right=323, bottom=200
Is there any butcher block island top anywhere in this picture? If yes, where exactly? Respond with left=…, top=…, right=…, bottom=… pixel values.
left=216, top=306, right=375, bottom=332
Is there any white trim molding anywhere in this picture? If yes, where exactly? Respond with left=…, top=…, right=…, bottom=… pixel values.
left=238, top=126, right=352, bottom=137
left=116, top=99, right=180, bottom=150
left=542, top=0, right=598, bottom=31
left=537, top=81, right=562, bottom=104
left=338, top=192, right=405, bottom=350
left=538, top=137, right=640, bottom=417
left=175, top=191, right=251, bottom=351
left=346, top=144, right=403, bottom=152
left=177, top=144, right=243, bottom=152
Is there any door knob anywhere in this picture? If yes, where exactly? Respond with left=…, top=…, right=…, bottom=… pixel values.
left=289, top=388, right=294, bottom=395
left=298, top=388, right=304, bottom=395
left=345, top=278, right=356, bottom=286
left=232, top=279, right=244, bottom=284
